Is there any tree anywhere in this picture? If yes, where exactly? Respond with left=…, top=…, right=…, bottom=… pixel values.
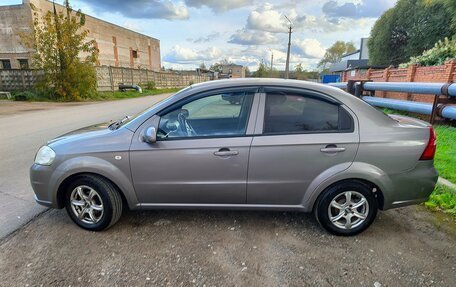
left=253, top=62, right=269, bottom=78
left=403, top=37, right=456, bottom=67
left=199, top=62, right=206, bottom=70
left=294, top=63, right=319, bottom=80
left=244, top=66, right=251, bottom=77
left=26, top=1, right=98, bottom=101
left=317, top=41, right=357, bottom=69
left=368, top=0, right=455, bottom=66
left=210, top=59, right=232, bottom=72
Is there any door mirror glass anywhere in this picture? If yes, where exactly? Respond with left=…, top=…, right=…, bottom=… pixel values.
left=143, top=126, right=157, bottom=143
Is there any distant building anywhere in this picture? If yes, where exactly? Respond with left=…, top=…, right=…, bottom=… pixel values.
left=0, top=0, right=161, bottom=70
left=329, top=38, right=370, bottom=76
left=220, top=64, right=245, bottom=78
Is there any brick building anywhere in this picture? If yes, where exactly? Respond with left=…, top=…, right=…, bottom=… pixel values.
left=0, top=0, right=161, bottom=70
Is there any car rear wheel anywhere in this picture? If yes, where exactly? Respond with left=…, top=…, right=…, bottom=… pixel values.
left=64, top=175, right=122, bottom=231
left=314, top=181, right=377, bottom=236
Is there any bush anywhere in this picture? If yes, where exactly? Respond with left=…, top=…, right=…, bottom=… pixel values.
left=141, top=81, right=156, bottom=90
left=401, top=37, right=456, bottom=67
left=12, top=90, right=54, bottom=101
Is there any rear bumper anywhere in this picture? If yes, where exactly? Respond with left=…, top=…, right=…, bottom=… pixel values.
left=383, top=161, right=438, bottom=210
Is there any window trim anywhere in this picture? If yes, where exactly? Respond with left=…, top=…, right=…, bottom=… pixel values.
left=156, top=86, right=259, bottom=141
left=259, top=87, right=355, bottom=136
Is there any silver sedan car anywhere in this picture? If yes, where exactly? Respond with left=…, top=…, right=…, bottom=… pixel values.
left=30, top=79, right=438, bottom=235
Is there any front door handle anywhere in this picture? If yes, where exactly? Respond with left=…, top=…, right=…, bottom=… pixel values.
left=320, top=145, right=346, bottom=153
left=214, top=148, right=239, bottom=157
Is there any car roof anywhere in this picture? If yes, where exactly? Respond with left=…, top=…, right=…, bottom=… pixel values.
left=125, top=78, right=395, bottom=132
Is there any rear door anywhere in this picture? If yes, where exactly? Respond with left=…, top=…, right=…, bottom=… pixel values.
left=247, top=87, right=359, bottom=205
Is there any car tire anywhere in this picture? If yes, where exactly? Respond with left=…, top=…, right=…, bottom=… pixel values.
left=314, top=181, right=378, bottom=236
left=64, top=175, right=123, bottom=231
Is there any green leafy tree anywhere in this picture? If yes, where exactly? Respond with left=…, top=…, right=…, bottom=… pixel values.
left=317, top=41, right=357, bottom=69
left=369, top=0, right=455, bottom=66
left=26, top=0, right=98, bottom=101
left=210, top=59, right=233, bottom=72
left=294, top=63, right=319, bottom=80
left=403, top=37, right=456, bottom=67
left=244, top=66, right=251, bottom=77
left=253, top=62, right=269, bottom=78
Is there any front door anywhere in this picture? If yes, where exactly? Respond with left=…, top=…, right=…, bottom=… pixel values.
left=247, top=88, right=359, bottom=205
left=130, top=88, right=258, bottom=204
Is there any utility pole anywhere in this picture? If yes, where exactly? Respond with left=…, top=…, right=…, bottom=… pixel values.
left=284, top=15, right=292, bottom=79
left=269, top=49, right=274, bottom=72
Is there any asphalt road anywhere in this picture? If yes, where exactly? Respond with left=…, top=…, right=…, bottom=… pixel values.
left=0, top=94, right=171, bottom=239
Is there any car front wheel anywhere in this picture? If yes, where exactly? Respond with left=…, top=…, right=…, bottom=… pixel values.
left=314, top=181, right=378, bottom=236
left=64, top=175, right=123, bottom=231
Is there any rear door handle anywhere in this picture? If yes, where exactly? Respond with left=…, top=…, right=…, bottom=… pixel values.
left=214, top=148, right=239, bottom=157
left=320, top=145, right=346, bottom=153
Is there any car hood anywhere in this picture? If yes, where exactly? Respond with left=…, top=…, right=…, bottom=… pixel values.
left=47, top=123, right=134, bottom=155
left=47, top=122, right=111, bottom=145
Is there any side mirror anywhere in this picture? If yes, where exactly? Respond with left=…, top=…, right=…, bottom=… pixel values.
left=143, top=126, right=157, bottom=143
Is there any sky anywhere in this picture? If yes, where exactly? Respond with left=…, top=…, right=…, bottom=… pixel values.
left=2, top=0, right=397, bottom=71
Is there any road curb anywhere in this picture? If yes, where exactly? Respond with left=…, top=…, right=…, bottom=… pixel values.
left=0, top=208, right=50, bottom=243
left=437, top=177, right=456, bottom=194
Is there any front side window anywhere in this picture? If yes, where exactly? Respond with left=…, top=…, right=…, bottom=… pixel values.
left=264, top=92, right=352, bottom=134
left=158, top=91, right=254, bottom=139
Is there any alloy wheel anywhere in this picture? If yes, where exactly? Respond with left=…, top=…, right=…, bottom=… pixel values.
left=327, top=191, right=369, bottom=230
left=69, top=185, right=104, bottom=224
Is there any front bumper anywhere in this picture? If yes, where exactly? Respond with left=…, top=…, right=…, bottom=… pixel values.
left=383, top=161, right=438, bottom=210
left=30, top=163, right=60, bottom=208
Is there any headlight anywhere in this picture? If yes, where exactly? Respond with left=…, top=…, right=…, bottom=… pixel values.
left=34, top=146, right=56, bottom=166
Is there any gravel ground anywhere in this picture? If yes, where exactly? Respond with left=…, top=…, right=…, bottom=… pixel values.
left=0, top=206, right=455, bottom=287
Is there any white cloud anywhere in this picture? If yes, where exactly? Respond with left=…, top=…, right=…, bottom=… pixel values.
left=244, top=2, right=378, bottom=34
left=79, top=0, right=189, bottom=20
left=164, top=45, right=222, bottom=63
left=228, top=29, right=279, bottom=45
left=322, top=0, right=396, bottom=19
left=293, top=38, right=326, bottom=59
left=246, top=3, right=289, bottom=33
left=185, top=0, right=254, bottom=13
left=187, top=32, right=221, bottom=43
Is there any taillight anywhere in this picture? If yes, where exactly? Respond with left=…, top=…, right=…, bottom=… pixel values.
left=420, top=127, right=436, bottom=160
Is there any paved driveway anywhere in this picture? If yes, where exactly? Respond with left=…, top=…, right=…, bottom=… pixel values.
left=0, top=94, right=171, bottom=238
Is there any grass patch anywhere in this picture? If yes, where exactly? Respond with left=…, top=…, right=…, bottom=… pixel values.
left=433, top=125, right=456, bottom=183
left=425, top=185, right=456, bottom=216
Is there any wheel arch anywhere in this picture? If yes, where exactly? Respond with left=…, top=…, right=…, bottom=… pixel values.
left=56, top=172, right=130, bottom=210
left=311, top=178, right=385, bottom=212
left=303, top=162, right=392, bottom=212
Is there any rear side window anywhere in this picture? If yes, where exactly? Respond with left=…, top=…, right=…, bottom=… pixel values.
left=264, top=92, right=353, bottom=134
